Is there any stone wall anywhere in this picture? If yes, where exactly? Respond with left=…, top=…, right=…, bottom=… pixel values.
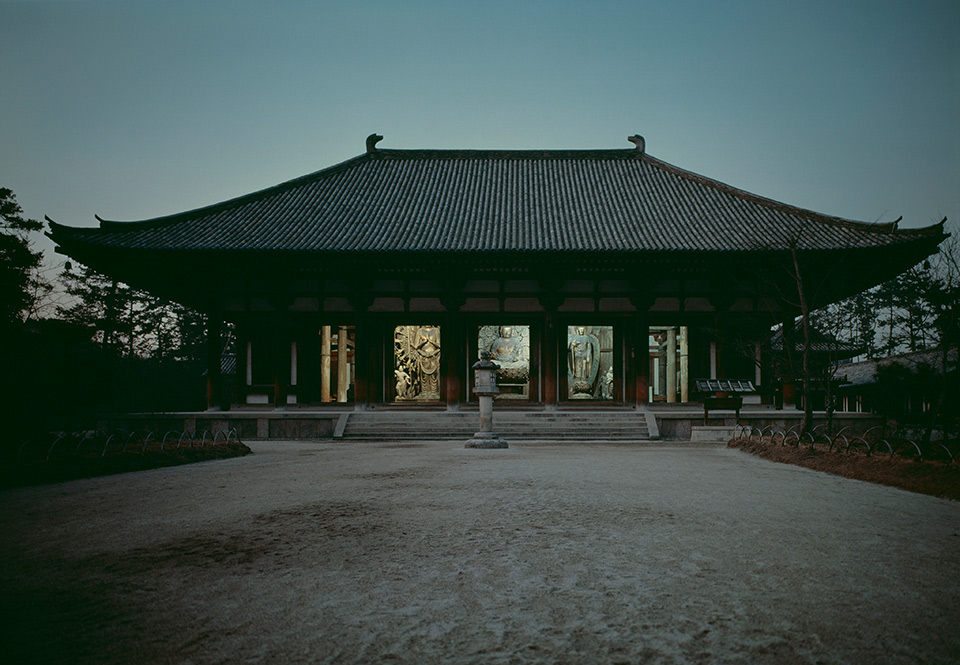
left=97, top=412, right=342, bottom=441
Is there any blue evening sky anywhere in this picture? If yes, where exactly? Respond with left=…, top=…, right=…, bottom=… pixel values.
left=2, top=0, right=958, bottom=263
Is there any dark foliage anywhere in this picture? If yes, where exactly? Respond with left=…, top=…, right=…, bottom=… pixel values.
left=0, top=187, right=46, bottom=331
left=1, top=441, right=251, bottom=489
left=5, top=318, right=208, bottom=450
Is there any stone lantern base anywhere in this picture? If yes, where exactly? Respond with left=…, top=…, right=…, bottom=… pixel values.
left=465, top=432, right=509, bottom=449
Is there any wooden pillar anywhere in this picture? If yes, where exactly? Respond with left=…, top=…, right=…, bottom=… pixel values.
left=637, top=318, right=650, bottom=406
left=206, top=312, right=222, bottom=411
left=666, top=327, right=677, bottom=403
left=235, top=320, right=249, bottom=406
left=350, top=290, right=380, bottom=408
left=443, top=313, right=464, bottom=411
left=782, top=317, right=797, bottom=408
left=289, top=340, right=298, bottom=403
left=679, top=326, right=689, bottom=403
left=321, top=325, right=332, bottom=402
left=274, top=317, right=289, bottom=408
left=245, top=340, right=253, bottom=388
left=353, top=318, right=367, bottom=406
left=353, top=316, right=370, bottom=407
left=713, top=308, right=724, bottom=380
left=629, top=290, right=653, bottom=407
left=539, top=280, right=563, bottom=408
left=709, top=294, right=734, bottom=382
left=337, top=326, right=349, bottom=403
left=754, top=341, right=762, bottom=387
left=439, top=285, right=467, bottom=410
left=543, top=311, right=558, bottom=407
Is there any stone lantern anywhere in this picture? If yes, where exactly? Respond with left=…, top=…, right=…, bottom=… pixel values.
left=466, top=350, right=509, bottom=449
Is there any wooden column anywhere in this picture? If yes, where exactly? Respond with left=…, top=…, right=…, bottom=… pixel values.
left=541, top=311, right=557, bottom=407
left=624, top=316, right=637, bottom=405
left=629, top=291, right=653, bottom=407
left=337, top=325, right=349, bottom=403
left=321, top=325, right=332, bottom=402
left=540, top=281, right=562, bottom=407
left=710, top=293, right=735, bottom=381
left=442, top=312, right=464, bottom=411
left=679, top=326, right=689, bottom=403
left=245, top=340, right=253, bottom=388
left=206, top=312, right=222, bottom=411
left=274, top=317, right=289, bottom=408
left=440, top=284, right=467, bottom=410
left=350, top=290, right=377, bottom=408
left=235, top=319, right=249, bottom=406
left=289, top=340, right=298, bottom=403
left=353, top=317, right=369, bottom=407
left=666, top=327, right=677, bottom=402
left=782, top=317, right=797, bottom=408
left=635, top=317, right=650, bottom=406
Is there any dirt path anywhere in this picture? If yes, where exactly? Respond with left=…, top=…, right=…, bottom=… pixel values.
left=1, top=441, right=958, bottom=664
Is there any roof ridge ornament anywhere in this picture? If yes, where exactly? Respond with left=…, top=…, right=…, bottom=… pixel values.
left=627, top=134, right=645, bottom=153
left=366, top=133, right=384, bottom=153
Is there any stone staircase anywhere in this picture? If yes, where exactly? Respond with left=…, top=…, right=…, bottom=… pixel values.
left=340, top=410, right=657, bottom=441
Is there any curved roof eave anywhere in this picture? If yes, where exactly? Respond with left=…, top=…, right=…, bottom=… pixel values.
left=92, top=152, right=373, bottom=230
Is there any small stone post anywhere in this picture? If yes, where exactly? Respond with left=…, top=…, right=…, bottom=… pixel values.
left=466, top=351, right=508, bottom=449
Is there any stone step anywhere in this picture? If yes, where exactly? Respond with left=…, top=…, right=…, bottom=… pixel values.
left=343, top=432, right=653, bottom=443
left=342, top=411, right=652, bottom=441
left=346, top=420, right=647, bottom=432
left=345, top=431, right=650, bottom=438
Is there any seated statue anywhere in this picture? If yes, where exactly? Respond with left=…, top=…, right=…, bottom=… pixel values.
left=488, top=326, right=529, bottom=384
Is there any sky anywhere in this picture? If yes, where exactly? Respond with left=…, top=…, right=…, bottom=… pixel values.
left=2, top=0, right=958, bottom=264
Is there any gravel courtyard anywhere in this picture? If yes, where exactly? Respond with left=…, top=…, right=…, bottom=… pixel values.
left=1, top=441, right=958, bottom=665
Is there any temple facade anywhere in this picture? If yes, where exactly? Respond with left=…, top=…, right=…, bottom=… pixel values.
left=48, top=134, right=946, bottom=412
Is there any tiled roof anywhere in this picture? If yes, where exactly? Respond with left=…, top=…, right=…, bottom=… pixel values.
left=47, top=138, right=947, bottom=256
left=771, top=321, right=865, bottom=356
left=838, top=348, right=958, bottom=388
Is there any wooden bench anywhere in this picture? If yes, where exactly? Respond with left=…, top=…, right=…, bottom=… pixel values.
left=703, top=396, right=743, bottom=423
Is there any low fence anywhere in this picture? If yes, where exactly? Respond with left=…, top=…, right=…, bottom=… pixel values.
left=732, top=423, right=958, bottom=464
left=14, top=428, right=243, bottom=465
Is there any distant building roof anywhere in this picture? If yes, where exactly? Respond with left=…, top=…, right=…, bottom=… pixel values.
left=838, top=348, right=958, bottom=388
left=48, top=135, right=946, bottom=257
left=770, top=321, right=865, bottom=356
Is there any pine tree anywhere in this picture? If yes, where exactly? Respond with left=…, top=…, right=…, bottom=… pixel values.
left=0, top=187, right=48, bottom=330
left=58, top=264, right=136, bottom=354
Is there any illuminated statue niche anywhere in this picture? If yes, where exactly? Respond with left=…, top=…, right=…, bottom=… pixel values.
left=394, top=325, right=441, bottom=401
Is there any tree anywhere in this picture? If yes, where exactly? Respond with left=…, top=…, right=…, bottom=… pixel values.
left=919, top=231, right=960, bottom=442
left=0, top=187, right=49, bottom=331
left=848, top=290, right=878, bottom=359
left=808, top=301, right=861, bottom=434
left=58, top=264, right=137, bottom=355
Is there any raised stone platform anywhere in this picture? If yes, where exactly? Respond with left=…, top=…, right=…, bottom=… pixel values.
left=690, top=426, right=738, bottom=442
left=94, top=405, right=882, bottom=443
left=97, top=410, right=345, bottom=442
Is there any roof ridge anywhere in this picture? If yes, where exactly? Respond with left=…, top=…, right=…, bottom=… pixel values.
left=371, top=147, right=642, bottom=160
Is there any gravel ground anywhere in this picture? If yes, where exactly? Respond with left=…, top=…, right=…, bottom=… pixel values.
left=1, top=440, right=958, bottom=665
